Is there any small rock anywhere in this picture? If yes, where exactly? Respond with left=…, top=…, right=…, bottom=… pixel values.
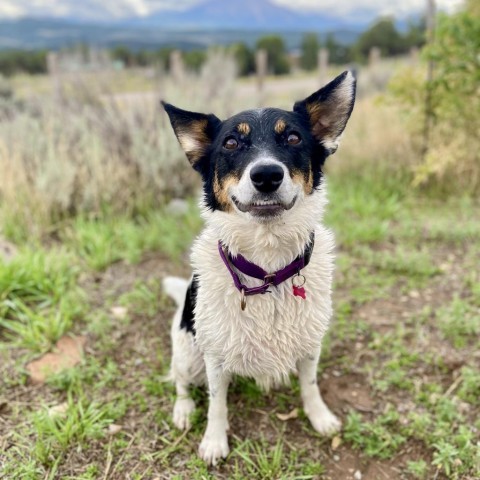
left=333, top=455, right=340, bottom=462
left=276, top=408, right=298, bottom=421
left=26, top=335, right=87, bottom=384
left=354, top=470, right=362, bottom=480
left=166, top=198, right=189, bottom=216
left=48, top=402, right=68, bottom=418
left=108, top=424, right=123, bottom=435
left=331, top=436, right=341, bottom=450
left=110, top=306, right=128, bottom=320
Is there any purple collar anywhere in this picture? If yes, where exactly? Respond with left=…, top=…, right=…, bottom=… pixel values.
left=218, top=233, right=315, bottom=298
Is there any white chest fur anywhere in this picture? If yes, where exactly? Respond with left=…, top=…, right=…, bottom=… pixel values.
left=191, top=189, right=335, bottom=390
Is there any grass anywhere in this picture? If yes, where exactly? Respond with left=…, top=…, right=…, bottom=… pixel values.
left=2, top=178, right=478, bottom=479
left=1, top=69, right=480, bottom=479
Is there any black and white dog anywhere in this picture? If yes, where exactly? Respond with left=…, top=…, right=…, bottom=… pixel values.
left=163, top=71, right=356, bottom=465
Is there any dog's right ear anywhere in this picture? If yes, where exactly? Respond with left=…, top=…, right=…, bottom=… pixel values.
left=162, top=102, right=221, bottom=168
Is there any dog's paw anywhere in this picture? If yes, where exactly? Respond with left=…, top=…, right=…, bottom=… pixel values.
left=308, top=409, right=342, bottom=436
left=199, top=432, right=229, bottom=466
left=173, top=397, right=195, bottom=430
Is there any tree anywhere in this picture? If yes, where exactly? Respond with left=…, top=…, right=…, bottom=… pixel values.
left=325, top=34, right=353, bottom=65
left=0, top=50, right=47, bottom=77
left=183, top=50, right=207, bottom=72
left=230, top=43, right=255, bottom=76
left=255, top=35, right=290, bottom=75
left=111, top=45, right=134, bottom=67
left=355, top=17, right=406, bottom=59
left=403, top=18, right=426, bottom=50
left=300, top=33, right=319, bottom=71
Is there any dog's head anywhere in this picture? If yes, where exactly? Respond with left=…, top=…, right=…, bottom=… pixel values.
left=163, top=71, right=355, bottom=222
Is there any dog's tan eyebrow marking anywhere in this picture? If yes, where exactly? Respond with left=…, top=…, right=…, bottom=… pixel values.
left=274, top=118, right=286, bottom=134
left=237, top=122, right=250, bottom=135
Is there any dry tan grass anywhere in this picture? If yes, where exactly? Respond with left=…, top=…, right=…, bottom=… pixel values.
left=0, top=51, right=242, bottom=239
left=328, top=95, right=417, bottom=178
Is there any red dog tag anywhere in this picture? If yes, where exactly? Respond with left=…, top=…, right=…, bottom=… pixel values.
left=292, top=273, right=307, bottom=299
left=293, top=285, right=306, bottom=299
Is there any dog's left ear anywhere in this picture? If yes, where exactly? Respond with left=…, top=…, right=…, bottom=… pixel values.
left=294, top=71, right=356, bottom=155
left=162, top=101, right=221, bottom=168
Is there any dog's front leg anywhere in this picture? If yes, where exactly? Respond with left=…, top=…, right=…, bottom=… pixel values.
left=199, top=357, right=230, bottom=465
left=298, top=349, right=341, bottom=435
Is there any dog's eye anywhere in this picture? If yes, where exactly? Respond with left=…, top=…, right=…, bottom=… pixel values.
left=287, top=133, right=301, bottom=145
left=223, top=137, right=239, bottom=150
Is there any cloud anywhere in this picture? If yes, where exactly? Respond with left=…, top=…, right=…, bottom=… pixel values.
left=273, top=0, right=463, bottom=17
left=0, top=0, right=464, bottom=20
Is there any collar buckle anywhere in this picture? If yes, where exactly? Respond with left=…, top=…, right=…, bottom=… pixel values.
left=263, top=273, right=276, bottom=285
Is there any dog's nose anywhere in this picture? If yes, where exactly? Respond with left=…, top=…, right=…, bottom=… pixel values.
left=250, top=164, right=284, bottom=193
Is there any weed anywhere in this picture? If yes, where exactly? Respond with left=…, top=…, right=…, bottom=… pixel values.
left=63, top=206, right=202, bottom=271
left=344, top=409, right=407, bottom=459
left=406, top=459, right=428, bottom=479
left=437, top=296, right=480, bottom=348
left=0, top=248, right=84, bottom=352
left=456, top=366, right=480, bottom=405
left=32, top=395, right=115, bottom=466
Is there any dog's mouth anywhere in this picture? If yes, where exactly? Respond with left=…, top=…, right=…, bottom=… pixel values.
left=231, top=196, right=297, bottom=217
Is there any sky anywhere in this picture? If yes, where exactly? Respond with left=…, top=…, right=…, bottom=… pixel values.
left=0, top=0, right=464, bottom=21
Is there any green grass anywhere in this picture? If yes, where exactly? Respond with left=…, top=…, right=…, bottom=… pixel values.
left=1, top=170, right=480, bottom=479
left=63, top=206, right=202, bottom=271
left=343, top=409, right=407, bottom=459
left=0, top=248, right=84, bottom=353
left=437, top=296, right=480, bottom=348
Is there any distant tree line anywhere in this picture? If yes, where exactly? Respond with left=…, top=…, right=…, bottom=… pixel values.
left=0, top=50, right=48, bottom=76
left=0, top=17, right=425, bottom=77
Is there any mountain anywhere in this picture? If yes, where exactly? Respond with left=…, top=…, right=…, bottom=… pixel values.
left=127, top=0, right=350, bottom=31
left=0, top=0, right=366, bottom=51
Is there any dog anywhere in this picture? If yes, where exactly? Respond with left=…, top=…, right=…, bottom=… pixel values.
left=162, top=71, right=356, bottom=465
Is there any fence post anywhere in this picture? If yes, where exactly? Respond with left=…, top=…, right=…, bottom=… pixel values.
left=170, top=50, right=184, bottom=83
left=317, top=48, right=329, bottom=87
left=368, top=46, right=381, bottom=68
left=47, top=51, right=61, bottom=102
left=255, top=49, right=267, bottom=105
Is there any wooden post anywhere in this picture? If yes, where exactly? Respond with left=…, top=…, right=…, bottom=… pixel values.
left=409, top=46, right=419, bottom=65
left=368, top=46, right=381, bottom=68
left=170, top=50, right=184, bottom=82
left=317, top=48, right=329, bottom=87
left=255, top=49, right=267, bottom=105
left=47, top=51, right=61, bottom=102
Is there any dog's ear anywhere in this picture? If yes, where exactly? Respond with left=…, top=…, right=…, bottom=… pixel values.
left=294, top=71, right=356, bottom=155
left=162, top=102, right=221, bottom=168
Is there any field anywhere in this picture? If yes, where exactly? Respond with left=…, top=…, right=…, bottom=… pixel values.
left=1, top=64, right=479, bottom=480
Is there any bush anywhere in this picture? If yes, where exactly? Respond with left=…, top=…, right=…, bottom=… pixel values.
left=300, top=33, right=319, bottom=71
left=256, top=35, right=290, bottom=75
left=0, top=50, right=47, bottom=77
left=0, top=51, right=241, bottom=240
left=389, top=2, right=480, bottom=195
left=230, top=43, right=255, bottom=76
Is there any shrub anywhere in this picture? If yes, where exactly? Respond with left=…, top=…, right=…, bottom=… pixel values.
left=0, top=51, right=240, bottom=240
left=388, top=2, right=480, bottom=195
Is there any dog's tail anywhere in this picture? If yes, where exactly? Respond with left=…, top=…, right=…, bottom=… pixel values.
left=163, top=276, right=189, bottom=306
